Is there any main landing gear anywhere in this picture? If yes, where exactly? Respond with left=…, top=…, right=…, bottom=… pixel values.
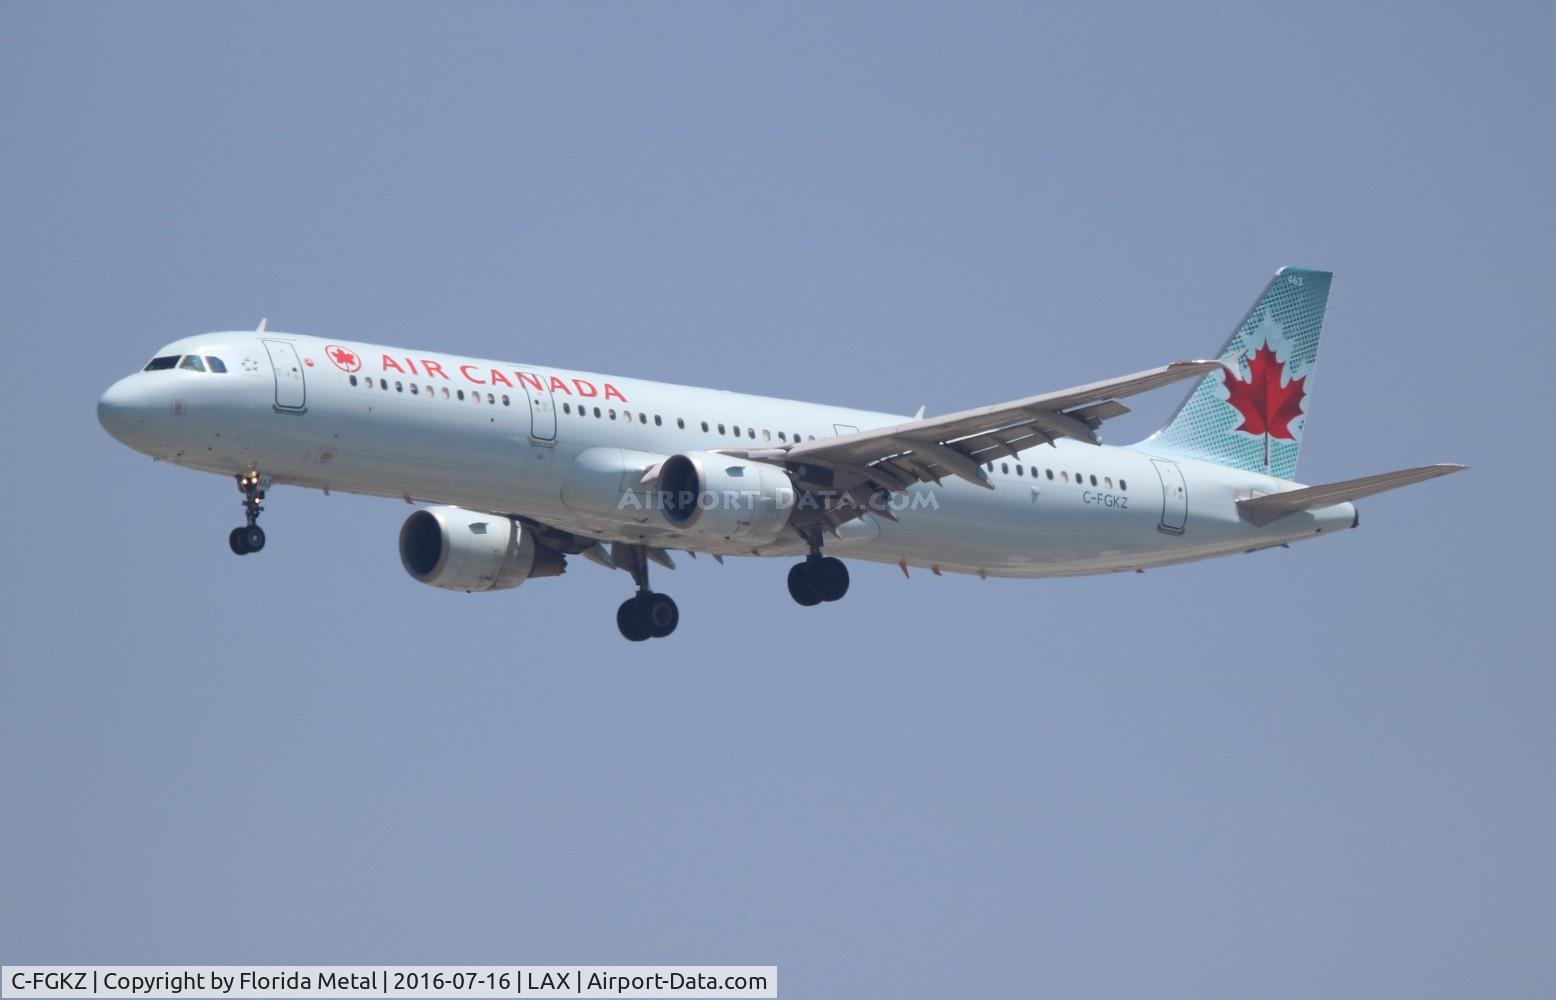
left=228, top=471, right=269, bottom=556
left=615, top=546, right=679, bottom=642
left=787, top=534, right=850, bottom=606
left=617, top=592, right=679, bottom=642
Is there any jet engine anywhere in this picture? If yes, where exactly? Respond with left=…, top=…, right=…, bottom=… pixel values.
left=657, top=452, right=796, bottom=544
left=399, top=506, right=565, bottom=592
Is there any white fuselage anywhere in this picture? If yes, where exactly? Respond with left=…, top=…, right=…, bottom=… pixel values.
left=97, top=332, right=1356, bottom=578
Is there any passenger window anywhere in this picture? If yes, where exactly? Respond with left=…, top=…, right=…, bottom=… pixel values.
left=349, top=375, right=358, bottom=386
left=638, top=411, right=647, bottom=423
left=441, top=387, right=449, bottom=399
left=143, top=355, right=180, bottom=371
left=763, top=429, right=771, bottom=441
left=487, top=393, right=495, bottom=404
left=410, top=384, right=419, bottom=395
left=732, top=425, right=741, bottom=437
left=206, top=357, right=227, bottom=373
left=179, top=355, right=206, bottom=372
left=655, top=415, right=662, bottom=426
left=718, top=424, right=726, bottom=435
left=748, top=427, right=756, bottom=439
left=1016, top=465, right=1024, bottom=476
left=1046, top=469, right=1054, bottom=480
left=1001, top=463, right=1009, bottom=474
left=562, top=402, right=571, bottom=414
left=1061, top=471, right=1069, bottom=482
left=1090, top=475, right=1097, bottom=486
left=395, top=381, right=403, bottom=392
left=1120, top=479, right=1128, bottom=491
left=701, top=421, right=709, bottom=432
left=502, top=395, right=509, bottom=406
left=778, top=431, right=787, bottom=442
left=1105, top=477, right=1112, bottom=488
left=676, top=418, right=684, bottom=429
left=457, top=389, right=465, bottom=400
left=378, top=379, right=387, bottom=390
left=608, top=408, right=616, bottom=420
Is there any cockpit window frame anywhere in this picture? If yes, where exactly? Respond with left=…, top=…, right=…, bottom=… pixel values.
left=178, top=355, right=207, bottom=372
left=143, top=355, right=180, bottom=371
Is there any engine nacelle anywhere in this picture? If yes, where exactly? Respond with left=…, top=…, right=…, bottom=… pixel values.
left=399, top=506, right=564, bottom=592
left=658, top=451, right=796, bottom=544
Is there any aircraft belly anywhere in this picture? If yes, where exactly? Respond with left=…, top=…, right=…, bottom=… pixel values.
left=849, top=475, right=1166, bottom=577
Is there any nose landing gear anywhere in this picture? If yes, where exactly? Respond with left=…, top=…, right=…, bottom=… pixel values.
left=228, top=471, right=269, bottom=555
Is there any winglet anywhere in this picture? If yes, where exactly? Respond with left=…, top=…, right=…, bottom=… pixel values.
left=256, top=318, right=268, bottom=333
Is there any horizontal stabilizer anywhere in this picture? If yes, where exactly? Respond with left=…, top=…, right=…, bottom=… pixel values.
left=1238, top=463, right=1465, bottom=526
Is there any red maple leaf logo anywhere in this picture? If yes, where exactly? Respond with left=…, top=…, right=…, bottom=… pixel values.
left=1222, top=341, right=1306, bottom=440
left=325, top=345, right=361, bottom=372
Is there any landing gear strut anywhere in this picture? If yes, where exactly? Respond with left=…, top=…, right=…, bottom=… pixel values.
left=788, top=533, right=850, bottom=606
left=614, top=546, right=679, bottom=641
left=228, top=471, right=269, bottom=556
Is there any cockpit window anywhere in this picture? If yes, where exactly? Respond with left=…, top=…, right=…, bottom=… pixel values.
left=179, top=355, right=206, bottom=372
left=144, top=355, right=180, bottom=371
left=206, top=357, right=227, bottom=373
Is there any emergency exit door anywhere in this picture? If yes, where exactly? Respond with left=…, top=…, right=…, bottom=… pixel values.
left=1150, top=458, right=1187, bottom=534
left=518, top=371, right=556, bottom=441
left=262, top=340, right=306, bottom=411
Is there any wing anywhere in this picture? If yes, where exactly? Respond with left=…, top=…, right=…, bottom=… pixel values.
left=707, top=360, right=1220, bottom=533
left=782, top=360, right=1220, bottom=489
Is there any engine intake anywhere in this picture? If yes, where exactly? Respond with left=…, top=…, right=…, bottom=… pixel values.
left=399, top=506, right=564, bottom=592
left=657, top=452, right=795, bottom=543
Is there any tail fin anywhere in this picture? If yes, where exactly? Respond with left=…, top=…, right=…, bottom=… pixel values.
left=1143, top=267, right=1332, bottom=481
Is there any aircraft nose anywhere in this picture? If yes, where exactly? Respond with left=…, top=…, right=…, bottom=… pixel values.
left=97, top=376, right=149, bottom=445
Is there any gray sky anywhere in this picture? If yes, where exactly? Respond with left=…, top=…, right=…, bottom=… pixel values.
left=2, top=3, right=1551, bottom=997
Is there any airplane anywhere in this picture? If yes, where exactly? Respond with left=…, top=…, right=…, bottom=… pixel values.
left=97, top=267, right=1462, bottom=641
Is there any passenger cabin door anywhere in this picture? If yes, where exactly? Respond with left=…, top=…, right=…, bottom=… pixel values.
left=519, top=371, right=556, bottom=442
left=262, top=340, right=306, bottom=411
left=1150, top=458, right=1188, bottom=534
